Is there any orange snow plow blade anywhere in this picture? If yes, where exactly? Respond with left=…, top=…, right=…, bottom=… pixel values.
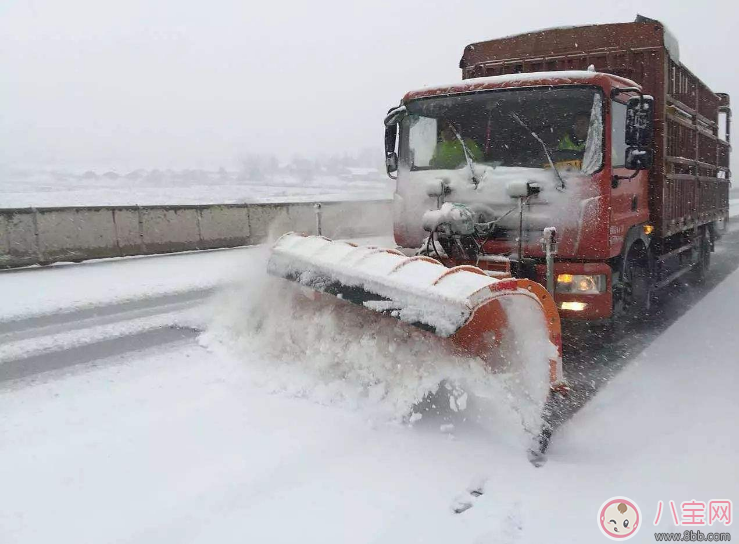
left=267, top=232, right=565, bottom=391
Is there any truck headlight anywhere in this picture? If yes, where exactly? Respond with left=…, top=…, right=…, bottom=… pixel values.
left=556, top=274, right=606, bottom=294
left=560, top=301, right=588, bottom=311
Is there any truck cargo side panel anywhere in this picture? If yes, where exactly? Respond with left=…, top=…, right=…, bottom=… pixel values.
left=662, top=60, right=731, bottom=236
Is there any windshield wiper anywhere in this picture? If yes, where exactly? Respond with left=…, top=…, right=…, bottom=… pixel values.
left=509, top=112, right=566, bottom=191
left=448, top=124, right=480, bottom=188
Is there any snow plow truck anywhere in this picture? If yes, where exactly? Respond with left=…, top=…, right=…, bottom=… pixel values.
left=268, top=16, right=731, bottom=448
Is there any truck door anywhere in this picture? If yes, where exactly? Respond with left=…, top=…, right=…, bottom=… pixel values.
left=609, top=99, right=649, bottom=255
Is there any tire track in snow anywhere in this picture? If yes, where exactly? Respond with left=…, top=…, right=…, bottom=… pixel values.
left=0, top=288, right=213, bottom=338
left=0, top=289, right=212, bottom=383
left=0, top=327, right=198, bottom=384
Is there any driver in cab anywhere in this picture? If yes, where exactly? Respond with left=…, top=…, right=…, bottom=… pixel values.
left=430, top=121, right=483, bottom=169
left=558, top=112, right=590, bottom=154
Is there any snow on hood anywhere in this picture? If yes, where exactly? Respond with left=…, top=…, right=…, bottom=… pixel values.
left=401, top=164, right=594, bottom=233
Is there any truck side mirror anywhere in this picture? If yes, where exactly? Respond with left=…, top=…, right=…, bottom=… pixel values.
left=625, top=146, right=653, bottom=170
left=383, top=105, right=406, bottom=179
left=625, top=95, right=655, bottom=147
left=385, top=124, right=398, bottom=177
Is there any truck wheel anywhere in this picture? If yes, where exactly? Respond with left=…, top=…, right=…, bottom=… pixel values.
left=689, top=229, right=710, bottom=284
left=613, top=244, right=652, bottom=322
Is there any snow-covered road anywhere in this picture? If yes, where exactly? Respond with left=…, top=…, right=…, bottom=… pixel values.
left=1, top=231, right=738, bottom=543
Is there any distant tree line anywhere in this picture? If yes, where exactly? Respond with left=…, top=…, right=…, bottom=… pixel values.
left=60, top=147, right=385, bottom=183
left=239, top=147, right=383, bottom=182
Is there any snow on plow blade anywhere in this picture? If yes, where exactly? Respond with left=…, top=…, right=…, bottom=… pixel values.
left=267, top=232, right=565, bottom=390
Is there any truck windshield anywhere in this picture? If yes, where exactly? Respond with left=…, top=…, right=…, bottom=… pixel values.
left=400, top=86, right=603, bottom=174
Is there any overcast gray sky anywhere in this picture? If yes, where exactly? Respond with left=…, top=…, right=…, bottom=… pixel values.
left=1, top=0, right=737, bottom=170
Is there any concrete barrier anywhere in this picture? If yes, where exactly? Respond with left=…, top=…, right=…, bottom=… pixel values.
left=199, top=206, right=251, bottom=250
left=0, top=210, right=39, bottom=268
left=114, top=208, right=142, bottom=256
left=36, top=208, right=118, bottom=263
left=140, top=208, right=200, bottom=254
left=0, top=200, right=392, bottom=268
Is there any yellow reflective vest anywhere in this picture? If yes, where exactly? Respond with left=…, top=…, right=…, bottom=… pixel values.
left=558, top=133, right=586, bottom=152
left=430, top=139, right=483, bottom=169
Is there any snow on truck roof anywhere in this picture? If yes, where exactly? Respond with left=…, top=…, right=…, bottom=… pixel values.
left=403, top=70, right=640, bottom=102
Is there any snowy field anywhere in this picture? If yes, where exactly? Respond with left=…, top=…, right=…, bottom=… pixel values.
left=1, top=231, right=738, bottom=543
left=0, top=167, right=393, bottom=208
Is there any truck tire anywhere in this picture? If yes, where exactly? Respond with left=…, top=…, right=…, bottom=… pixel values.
left=613, top=243, right=652, bottom=321
left=689, top=228, right=711, bottom=284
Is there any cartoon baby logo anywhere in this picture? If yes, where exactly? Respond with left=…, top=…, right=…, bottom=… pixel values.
left=598, top=497, right=641, bottom=540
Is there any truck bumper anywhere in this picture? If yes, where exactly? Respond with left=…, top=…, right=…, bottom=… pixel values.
left=535, top=262, right=613, bottom=320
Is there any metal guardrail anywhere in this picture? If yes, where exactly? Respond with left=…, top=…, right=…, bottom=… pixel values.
left=0, top=200, right=393, bottom=268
